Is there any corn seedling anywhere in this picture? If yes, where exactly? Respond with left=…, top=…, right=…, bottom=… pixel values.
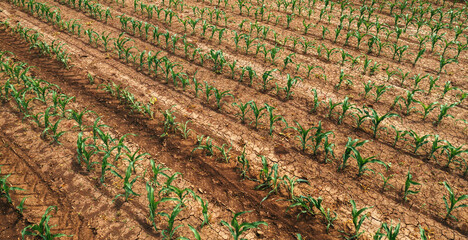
left=149, top=160, right=169, bottom=186
left=283, top=53, right=295, bottom=70
left=255, top=155, right=280, bottom=202
left=146, top=182, right=165, bottom=231
left=176, top=120, right=191, bottom=139
left=373, top=84, right=391, bottom=103
left=378, top=172, right=394, bottom=191
left=288, top=121, right=314, bottom=152
left=434, top=103, right=457, bottom=126
left=441, top=81, right=457, bottom=99
left=160, top=106, right=179, bottom=138
left=213, top=88, right=233, bottom=110
left=403, top=169, right=420, bottom=202
left=125, top=148, right=149, bottom=173
left=279, top=74, right=301, bottom=100
left=407, top=130, right=430, bottom=155
left=264, top=103, right=285, bottom=136
left=327, top=98, right=342, bottom=120
left=215, top=143, right=232, bottom=163
left=192, top=135, right=214, bottom=156
left=99, top=151, right=119, bottom=184
left=417, top=101, right=438, bottom=120
left=0, top=166, right=24, bottom=203
left=362, top=81, right=374, bottom=98
left=287, top=194, right=322, bottom=219
left=248, top=100, right=266, bottom=129
left=232, top=100, right=250, bottom=124
left=236, top=147, right=250, bottom=180
left=340, top=200, right=372, bottom=240
left=113, top=165, right=140, bottom=202
left=77, top=132, right=99, bottom=171
left=221, top=211, right=267, bottom=240
left=335, top=69, right=352, bottom=90
left=21, top=206, right=71, bottom=239
left=282, top=175, right=309, bottom=201
left=338, top=97, right=355, bottom=125
left=374, top=222, right=400, bottom=240
left=41, top=118, right=67, bottom=145
left=438, top=55, right=457, bottom=75
left=158, top=203, right=185, bottom=239
left=66, top=108, right=94, bottom=130
left=442, top=181, right=467, bottom=221
left=354, top=150, right=387, bottom=177
left=364, top=107, right=400, bottom=139
left=309, top=88, right=322, bottom=113
left=261, top=69, right=277, bottom=92
left=16, top=197, right=27, bottom=214
left=442, top=143, right=467, bottom=168
left=339, top=138, right=368, bottom=171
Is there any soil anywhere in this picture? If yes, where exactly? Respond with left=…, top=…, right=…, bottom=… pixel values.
left=0, top=0, right=466, bottom=239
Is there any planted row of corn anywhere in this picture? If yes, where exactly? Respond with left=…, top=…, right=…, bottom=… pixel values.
left=1, top=21, right=71, bottom=68
left=0, top=49, right=215, bottom=239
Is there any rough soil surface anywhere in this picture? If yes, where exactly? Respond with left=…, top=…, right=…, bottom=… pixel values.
left=0, top=0, right=467, bottom=239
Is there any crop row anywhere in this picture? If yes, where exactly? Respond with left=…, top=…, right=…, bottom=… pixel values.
left=1, top=0, right=466, bottom=237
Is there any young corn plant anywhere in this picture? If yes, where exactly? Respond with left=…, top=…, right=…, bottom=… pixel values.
left=261, top=69, right=277, bottom=92
left=67, top=108, right=95, bottom=131
left=177, top=120, right=191, bottom=139
left=403, top=169, right=420, bottom=202
left=339, top=138, right=368, bottom=171
left=213, top=88, right=233, bottom=110
left=125, top=148, right=149, bottom=173
left=41, top=118, right=67, bottom=145
left=277, top=74, right=301, bottom=100
left=354, top=150, right=387, bottom=177
left=335, top=69, right=352, bottom=90
left=341, top=200, right=372, bottom=240
left=158, top=203, right=185, bottom=239
left=220, top=211, right=267, bottom=240
left=287, top=194, right=324, bottom=220
left=442, top=143, right=468, bottom=169
left=77, top=132, right=99, bottom=171
left=438, top=55, right=457, bottom=75
left=254, top=155, right=281, bottom=203
left=364, top=107, right=400, bottom=138
left=192, top=135, right=214, bottom=156
left=417, top=101, right=438, bottom=121
left=264, top=103, right=285, bottom=136
left=99, top=151, right=119, bottom=184
left=0, top=167, right=24, bottom=203
left=407, top=130, right=430, bottom=155
left=249, top=101, right=266, bottom=129
left=327, top=98, right=343, bottom=120
left=236, top=147, right=250, bottom=180
left=309, top=89, right=322, bottom=113
left=21, top=206, right=71, bottom=239
left=160, top=106, right=179, bottom=138
left=288, top=121, right=314, bottom=152
left=338, top=97, right=355, bottom=125
left=113, top=165, right=141, bottom=202
left=374, top=222, right=400, bottom=240
left=215, top=143, right=232, bottom=163
left=442, top=181, right=467, bottom=221
left=146, top=182, right=165, bottom=231
left=373, top=84, right=392, bottom=102
left=434, top=103, right=457, bottom=126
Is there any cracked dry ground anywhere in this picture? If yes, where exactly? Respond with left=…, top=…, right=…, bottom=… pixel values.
left=0, top=0, right=467, bottom=239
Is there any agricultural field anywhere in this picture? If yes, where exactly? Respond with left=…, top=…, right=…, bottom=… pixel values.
left=0, top=0, right=467, bottom=238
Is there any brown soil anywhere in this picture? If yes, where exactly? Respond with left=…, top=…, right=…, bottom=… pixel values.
left=0, top=0, right=467, bottom=239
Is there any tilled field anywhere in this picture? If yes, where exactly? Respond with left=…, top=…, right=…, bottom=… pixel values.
left=0, top=0, right=467, bottom=239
